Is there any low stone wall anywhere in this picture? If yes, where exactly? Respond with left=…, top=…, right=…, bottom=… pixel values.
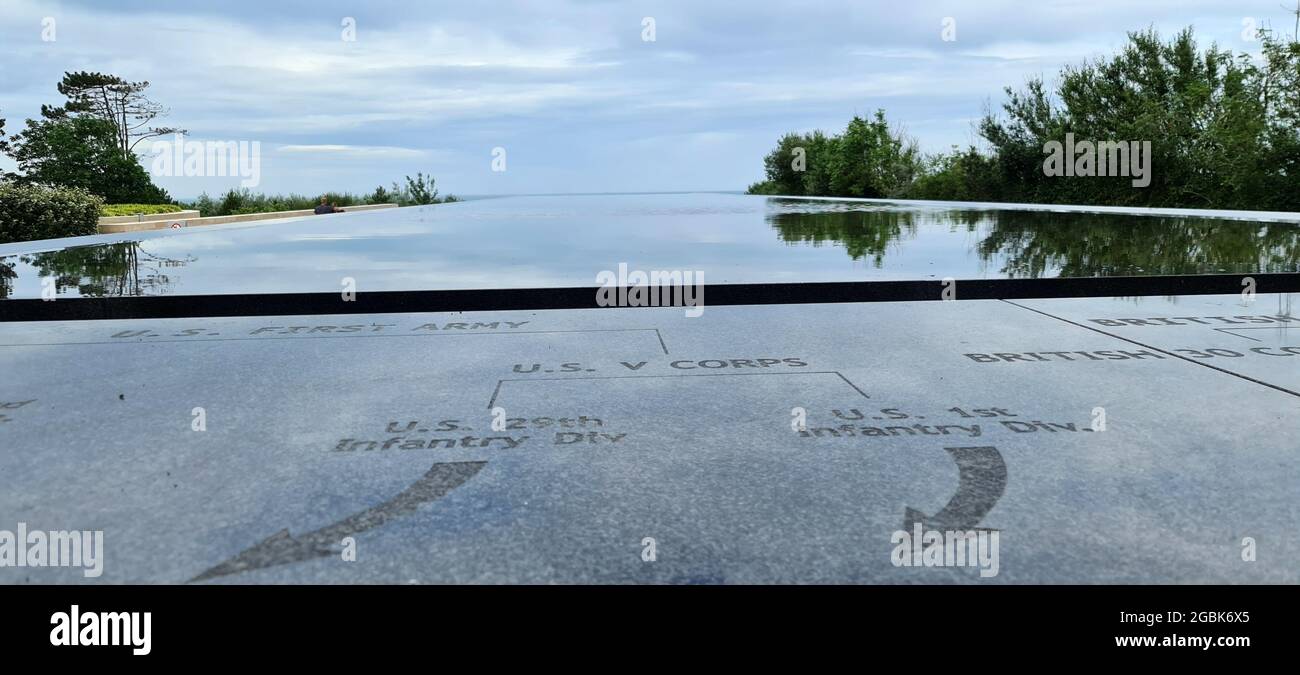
left=99, top=210, right=201, bottom=226
left=97, top=203, right=399, bottom=234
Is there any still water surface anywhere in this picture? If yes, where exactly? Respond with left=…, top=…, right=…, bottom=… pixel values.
left=1, top=193, right=1297, bottom=298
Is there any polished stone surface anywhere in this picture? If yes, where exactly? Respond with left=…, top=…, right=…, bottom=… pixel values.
left=3, top=193, right=1299, bottom=299
left=1, top=294, right=1296, bottom=583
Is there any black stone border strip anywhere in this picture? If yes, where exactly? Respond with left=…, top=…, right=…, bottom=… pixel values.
left=1, top=273, right=1297, bottom=322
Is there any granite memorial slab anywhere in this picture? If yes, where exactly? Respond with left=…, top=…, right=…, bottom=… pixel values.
left=1010, top=294, right=1300, bottom=392
left=1, top=295, right=1296, bottom=583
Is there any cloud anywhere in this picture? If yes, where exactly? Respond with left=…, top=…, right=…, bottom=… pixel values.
left=0, top=0, right=1288, bottom=195
left=276, top=145, right=429, bottom=159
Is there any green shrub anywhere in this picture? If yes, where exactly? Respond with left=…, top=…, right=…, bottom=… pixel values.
left=0, top=182, right=103, bottom=244
left=183, top=189, right=367, bottom=217
left=99, top=203, right=184, bottom=217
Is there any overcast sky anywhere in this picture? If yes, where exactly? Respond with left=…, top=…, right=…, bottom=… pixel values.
left=0, top=0, right=1293, bottom=198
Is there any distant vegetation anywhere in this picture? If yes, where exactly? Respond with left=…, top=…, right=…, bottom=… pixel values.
left=749, top=28, right=1300, bottom=212
left=182, top=174, right=459, bottom=217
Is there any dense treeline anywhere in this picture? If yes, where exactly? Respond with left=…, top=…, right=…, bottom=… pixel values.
left=749, top=28, right=1300, bottom=212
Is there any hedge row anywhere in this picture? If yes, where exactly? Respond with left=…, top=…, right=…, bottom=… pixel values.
left=99, top=203, right=183, bottom=218
left=0, top=182, right=103, bottom=244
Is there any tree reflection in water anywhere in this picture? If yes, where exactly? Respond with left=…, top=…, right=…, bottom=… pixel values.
left=767, top=203, right=1300, bottom=277
left=0, top=242, right=191, bottom=299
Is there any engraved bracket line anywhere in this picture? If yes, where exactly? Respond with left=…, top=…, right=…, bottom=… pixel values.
left=487, top=370, right=869, bottom=409
left=1212, top=326, right=1292, bottom=343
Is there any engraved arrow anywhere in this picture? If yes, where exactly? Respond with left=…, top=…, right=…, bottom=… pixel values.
left=903, top=446, right=1006, bottom=531
left=191, top=461, right=486, bottom=582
